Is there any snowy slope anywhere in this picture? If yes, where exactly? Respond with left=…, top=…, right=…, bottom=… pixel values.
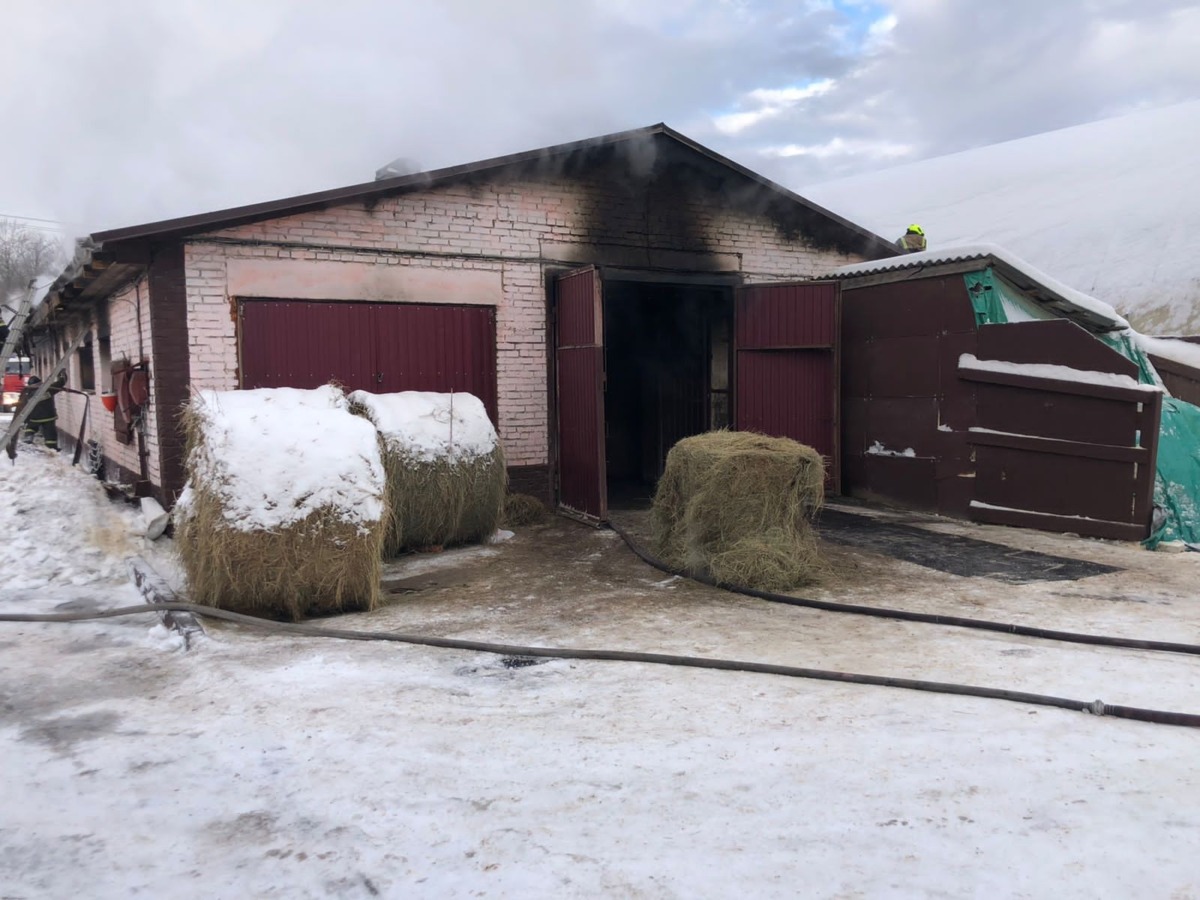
left=804, top=100, right=1200, bottom=336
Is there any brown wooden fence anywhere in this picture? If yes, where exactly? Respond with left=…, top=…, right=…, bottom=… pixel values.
left=960, top=322, right=1162, bottom=541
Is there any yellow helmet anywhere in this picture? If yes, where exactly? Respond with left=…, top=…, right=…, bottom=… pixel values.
left=907, top=224, right=924, bottom=236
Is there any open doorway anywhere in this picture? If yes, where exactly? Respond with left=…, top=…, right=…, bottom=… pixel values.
left=603, top=280, right=733, bottom=509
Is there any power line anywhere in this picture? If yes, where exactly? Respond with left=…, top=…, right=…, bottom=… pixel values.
left=0, top=212, right=64, bottom=225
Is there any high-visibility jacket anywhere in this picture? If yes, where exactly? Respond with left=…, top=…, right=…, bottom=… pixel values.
left=896, top=232, right=927, bottom=252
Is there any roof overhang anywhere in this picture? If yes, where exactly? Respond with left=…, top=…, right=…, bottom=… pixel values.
left=32, top=242, right=144, bottom=329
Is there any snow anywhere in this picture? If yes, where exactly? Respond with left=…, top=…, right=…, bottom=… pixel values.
left=804, top=100, right=1200, bottom=336
left=1136, top=334, right=1200, bottom=373
left=349, top=390, right=497, bottom=462
left=5, top=451, right=1200, bottom=897
left=183, top=387, right=385, bottom=532
left=830, top=242, right=1130, bottom=331
left=958, top=353, right=1160, bottom=393
left=970, top=500, right=1102, bottom=522
left=867, top=440, right=915, bottom=457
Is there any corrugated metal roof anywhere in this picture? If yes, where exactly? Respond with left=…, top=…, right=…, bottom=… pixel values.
left=825, top=242, right=1130, bottom=333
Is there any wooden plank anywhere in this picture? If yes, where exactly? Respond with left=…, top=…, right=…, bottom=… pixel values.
left=959, top=365, right=1158, bottom=403
left=127, top=556, right=204, bottom=648
left=969, top=504, right=1148, bottom=542
left=1132, top=388, right=1163, bottom=526
left=966, top=429, right=1148, bottom=463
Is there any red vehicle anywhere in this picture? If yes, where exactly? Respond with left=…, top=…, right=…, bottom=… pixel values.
left=2, top=357, right=31, bottom=412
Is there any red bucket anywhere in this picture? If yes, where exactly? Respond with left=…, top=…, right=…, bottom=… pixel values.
left=100, top=394, right=118, bottom=413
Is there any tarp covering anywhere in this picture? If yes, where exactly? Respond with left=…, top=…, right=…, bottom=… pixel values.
left=963, top=269, right=1200, bottom=549
left=964, top=269, right=1057, bottom=327
left=1144, top=398, right=1200, bottom=549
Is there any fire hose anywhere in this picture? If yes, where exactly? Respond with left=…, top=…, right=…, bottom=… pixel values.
left=2, top=598, right=1198, bottom=729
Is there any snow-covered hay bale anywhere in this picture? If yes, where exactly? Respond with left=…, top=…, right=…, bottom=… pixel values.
left=176, top=386, right=387, bottom=620
left=349, top=391, right=506, bottom=555
left=651, top=431, right=827, bottom=591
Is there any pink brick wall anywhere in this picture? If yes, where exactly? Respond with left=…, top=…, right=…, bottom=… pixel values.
left=182, top=166, right=867, bottom=469
left=55, top=279, right=156, bottom=484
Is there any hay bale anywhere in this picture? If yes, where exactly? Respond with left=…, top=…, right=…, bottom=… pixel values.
left=502, top=492, right=549, bottom=527
left=349, top=391, right=506, bottom=556
left=176, top=386, right=387, bottom=620
left=652, top=430, right=826, bottom=590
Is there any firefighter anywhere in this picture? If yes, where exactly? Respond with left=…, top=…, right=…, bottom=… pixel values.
left=16, top=373, right=65, bottom=451
left=896, top=223, right=927, bottom=253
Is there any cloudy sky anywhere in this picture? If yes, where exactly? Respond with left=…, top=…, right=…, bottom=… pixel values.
left=2, top=0, right=1198, bottom=236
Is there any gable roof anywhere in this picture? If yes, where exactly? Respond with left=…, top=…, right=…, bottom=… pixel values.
left=89, top=123, right=898, bottom=258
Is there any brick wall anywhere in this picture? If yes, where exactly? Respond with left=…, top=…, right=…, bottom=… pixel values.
left=54, top=278, right=154, bottom=485
left=179, top=162, right=867, bottom=474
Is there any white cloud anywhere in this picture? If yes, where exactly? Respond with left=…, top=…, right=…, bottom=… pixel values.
left=763, top=136, right=913, bottom=160
left=714, top=78, right=836, bottom=134
left=3, top=0, right=1198, bottom=228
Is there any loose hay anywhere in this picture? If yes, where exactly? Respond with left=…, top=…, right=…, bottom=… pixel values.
left=176, top=386, right=387, bottom=620
left=502, top=492, right=549, bottom=527
left=349, top=391, right=506, bottom=556
left=652, top=430, right=827, bottom=591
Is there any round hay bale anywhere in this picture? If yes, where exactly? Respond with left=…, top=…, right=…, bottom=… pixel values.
left=706, top=528, right=829, bottom=592
left=502, top=492, right=549, bottom=527
left=350, top=390, right=507, bottom=556
left=176, top=386, right=387, bottom=621
left=651, top=430, right=827, bottom=590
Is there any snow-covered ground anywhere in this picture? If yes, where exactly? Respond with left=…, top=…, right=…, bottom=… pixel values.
left=804, top=100, right=1200, bottom=337
left=4, top=450, right=1200, bottom=898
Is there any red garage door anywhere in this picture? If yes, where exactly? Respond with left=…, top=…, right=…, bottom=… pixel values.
left=240, top=300, right=498, bottom=420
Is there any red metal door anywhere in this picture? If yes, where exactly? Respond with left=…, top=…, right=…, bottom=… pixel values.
left=555, top=266, right=607, bottom=521
left=241, top=300, right=377, bottom=392
left=372, top=304, right=498, bottom=422
left=735, top=281, right=841, bottom=492
left=240, top=300, right=497, bottom=421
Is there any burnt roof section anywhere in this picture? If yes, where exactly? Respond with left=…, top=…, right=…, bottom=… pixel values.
left=89, top=123, right=899, bottom=259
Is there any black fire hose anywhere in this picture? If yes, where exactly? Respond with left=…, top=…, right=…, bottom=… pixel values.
left=2, top=602, right=1199, bottom=729
left=608, top=520, right=1200, bottom=658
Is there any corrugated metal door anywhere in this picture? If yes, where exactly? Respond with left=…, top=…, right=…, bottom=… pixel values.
left=240, top=300, right=497, bottom=421
left=241, top=301, right=377, bottom=392
left=734, top=281, right=840, bottom=492
left=555, top=267, right=607, bottom=522
left=373, top=304, right=497, bottom=421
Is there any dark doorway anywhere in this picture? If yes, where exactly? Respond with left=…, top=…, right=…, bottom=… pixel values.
left=602, top=281, right=733, bottom=508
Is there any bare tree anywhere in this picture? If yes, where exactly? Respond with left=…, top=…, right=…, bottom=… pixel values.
left=0, top=218, right=65, bottom=302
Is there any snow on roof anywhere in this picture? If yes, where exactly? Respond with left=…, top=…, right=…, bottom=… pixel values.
left=803, top=100, right=1200, bottom=335
left=828, top=242, right=1129, bottom=332
left=349, top=390, right=497, bottom=463
left=1135, top=334, right=1200, bottom=374
left=958, top=354, right=1159, bottom=393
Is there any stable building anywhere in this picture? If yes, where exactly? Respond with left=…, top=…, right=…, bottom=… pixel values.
left=32, top=124, right=896, bottom=513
